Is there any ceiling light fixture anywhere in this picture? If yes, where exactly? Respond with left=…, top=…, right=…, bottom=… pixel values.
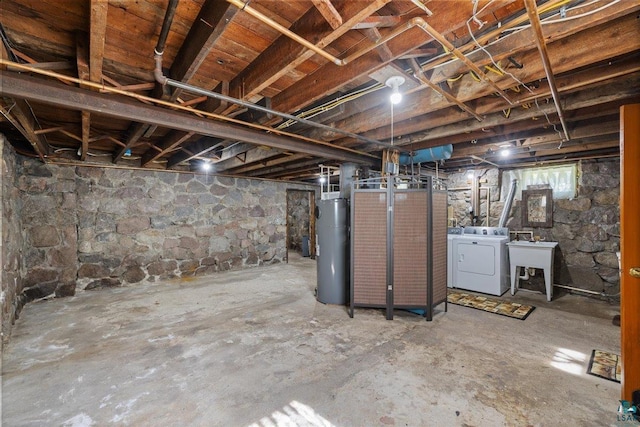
left=202, top=161, right=212, bottom=171
left=385, top=76, right=405, bottom=105
left=500, top=149, right=510, bottom=157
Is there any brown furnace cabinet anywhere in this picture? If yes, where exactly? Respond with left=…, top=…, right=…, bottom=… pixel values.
left=349, top=175, right=448, bottom=321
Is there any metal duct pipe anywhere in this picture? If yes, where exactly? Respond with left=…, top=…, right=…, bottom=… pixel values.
left=498, top=179, right=518, bottom=228
left=153, top=0, right=392, bottom=149
left=154, top=0, right=179, bottom=56
left=153, top=64, right=393, bottom=149
left=470, top=172, right=480, bottom=225
left=339, top=162, right=358, bottom=199
left=399, top=145, right=453, bottom=165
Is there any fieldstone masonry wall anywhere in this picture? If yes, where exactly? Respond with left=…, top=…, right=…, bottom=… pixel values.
left=447, top=159, right=621, bottom=297
left=1, top=136, right=25, bottom=345
left=12, top=152, right=314, bottom=304
left=287, top=190, right=311, bottom=253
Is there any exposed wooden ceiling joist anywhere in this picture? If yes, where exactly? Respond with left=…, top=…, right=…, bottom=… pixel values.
left=0, top=0, right=637, bottom=180
left=1, top=72, right=376, bottom=165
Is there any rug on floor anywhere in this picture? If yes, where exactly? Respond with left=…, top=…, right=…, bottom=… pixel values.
left=447, top=290, right=535, bottom=320
left=587, top=349, right=621, bottom=383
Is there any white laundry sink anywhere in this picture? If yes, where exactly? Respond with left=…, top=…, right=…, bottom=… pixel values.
left=507, top=241, right=558, bottom=301
left=508, top=241, right=558, bottom=249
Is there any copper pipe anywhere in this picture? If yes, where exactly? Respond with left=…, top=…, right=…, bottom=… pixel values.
left=409, top=0, right=433, bottom=16
left=227, top=1, right=513, bottom=104
left=524, top=0, right=571, bottom=142
left=226, top=0, right=343, bottom=65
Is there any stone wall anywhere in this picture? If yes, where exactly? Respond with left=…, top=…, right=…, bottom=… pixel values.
left=287, top=190, right=311, bottom=253
left=447, top=159, right=620, bottom=296
left=15, top=155, right=314, bottom=299
left=1, top=136, right=25, bottom=345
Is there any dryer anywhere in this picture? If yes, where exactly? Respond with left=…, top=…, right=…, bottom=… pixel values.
left=451, top=226, right=510, bottom=296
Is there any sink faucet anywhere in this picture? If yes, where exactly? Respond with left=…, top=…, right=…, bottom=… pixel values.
left=515, top=231, right=534, bottom=241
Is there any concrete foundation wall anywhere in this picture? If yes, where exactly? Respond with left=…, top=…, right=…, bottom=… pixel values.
left=447, top=159, right=621, bottom=296
left=4, top=146, right=315, bottom=326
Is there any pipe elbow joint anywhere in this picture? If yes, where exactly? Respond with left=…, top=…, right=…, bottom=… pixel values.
left=153, top=53, right=168, bottom=86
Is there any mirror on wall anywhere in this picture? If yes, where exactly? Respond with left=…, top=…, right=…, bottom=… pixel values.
left=521, top=188, right=553, bottom=228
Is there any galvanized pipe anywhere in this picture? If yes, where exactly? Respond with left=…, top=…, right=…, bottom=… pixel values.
left=154, top=0, right=179, bottom=56
left=154, top=55, right=393, bottom=149
left=498, top=178, right=518, bottom=228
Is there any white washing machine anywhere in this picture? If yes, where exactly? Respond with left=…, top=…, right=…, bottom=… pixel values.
left=451, top=226, right=510, bottom=296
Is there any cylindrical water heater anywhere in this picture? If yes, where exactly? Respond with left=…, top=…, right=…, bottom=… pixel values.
left=315, top=198, right=349, bottom=305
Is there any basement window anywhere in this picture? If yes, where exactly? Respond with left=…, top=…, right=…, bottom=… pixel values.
left=501, top=164, right=577, bottom=200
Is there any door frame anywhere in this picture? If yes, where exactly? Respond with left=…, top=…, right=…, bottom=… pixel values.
left=285, top=189, right=316, bottom=263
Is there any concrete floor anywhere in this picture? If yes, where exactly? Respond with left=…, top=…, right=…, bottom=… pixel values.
left=2, top=254, right=629, bottom=426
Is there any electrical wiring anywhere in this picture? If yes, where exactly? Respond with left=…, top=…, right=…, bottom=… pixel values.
left=484, top=64, right=504, bottom=76
left=534, top=97, right=564, bottom=147
left=446, top=74, right=464, bottom=82
left=499, top=0, right=621, bottom=33
left=466, top=0, right=535, bottom=95
left=276, top=82, right=385, bottom=130
left=466, top=0, right=576, bottom=142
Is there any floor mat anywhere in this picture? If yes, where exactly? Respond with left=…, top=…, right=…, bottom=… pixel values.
left=447, top=290, right=535, bottom=320
left=587, top=349, right=621, bottom=383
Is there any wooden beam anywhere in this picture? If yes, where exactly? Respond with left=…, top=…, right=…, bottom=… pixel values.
left=142, top=130, right=194, bottom=166
left=311, top=0, right=342, bottom=30
left=6, top=61, right=73, bottom=71
left=399, top=48, right=438, bottom=60
left=0, top=40, right=50, bottom=159
left=225, top=153, right=309, bottom=175
left=0, top=99, right=51, bottom=160
left=1, top=72, right=376, bottom=165
left=397, top=74, right=640, bottom=150
left=89, top=0, right=108, bottom=83
left=76, top=32, right=91, bottom=160
left=428, top=0, right=640, bottom=85
left=247, top=158, right=321, bottom=178
left=331, top=17, right=640, bottom=144
left=166, top=137, right=225, bottom=169
left=169, top=0, right=239, bottom=98
left=271, top=0, right=507, bottom=114
left=408, top=58, right=482, bottom=122
left=214, top=146, right=278, bottom=172
left=114, top=122, right=146, bottom=163
left=362, top=28, right=393, bottom=62
left=524, top=0, right=570, bottom=141
left=227, top=0, right=392, bottom=107
left=352, top=15, right=402, bottom=29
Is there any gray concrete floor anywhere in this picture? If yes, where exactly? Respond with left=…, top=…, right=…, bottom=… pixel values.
left=1, top=254, right=630, bottom=426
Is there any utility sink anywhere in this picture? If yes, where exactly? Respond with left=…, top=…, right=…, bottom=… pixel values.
left=507, top=241, right=558, bottom=301
left=507, top=241, right=558, bottom=249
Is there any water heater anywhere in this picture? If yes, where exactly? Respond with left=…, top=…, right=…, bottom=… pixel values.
left=315, top=198, right=349, bottom=305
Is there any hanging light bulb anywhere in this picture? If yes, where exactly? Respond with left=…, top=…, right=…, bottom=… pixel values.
left=202, top=161, right=211, bottom=171
left=390, top=91, right=402, bottom=105
left=385, top=76, right=405, bottom=105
